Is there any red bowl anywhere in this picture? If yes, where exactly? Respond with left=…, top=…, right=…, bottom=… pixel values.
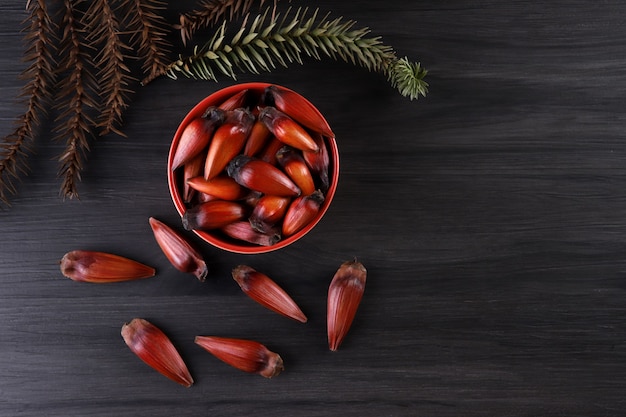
left=167, top=82, right=339, bottom=254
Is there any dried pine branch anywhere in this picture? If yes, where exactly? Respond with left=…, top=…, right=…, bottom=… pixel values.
left=176, top=0, right=271, bottom=46
left=126, top=0, right=173, bottom=83
left=0, top=0, right=57, bottom=205
left=160, top=7, right=428, bottom=100
left=85, top=0, right=135, bottom=137
left=54, top=0, right=99, bottom=199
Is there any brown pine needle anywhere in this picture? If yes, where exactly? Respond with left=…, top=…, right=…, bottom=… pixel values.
left=85, top=0, right=135, bottom=137
left=54, top=0, right=99, bottom=200
left=0, top=0, right=57, bottom=205
left=126, top=0, right=173, bottom=84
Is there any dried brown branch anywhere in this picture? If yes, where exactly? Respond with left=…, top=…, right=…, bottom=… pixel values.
left=126, top=0, right=173, bottom=84
left=54, top=0, right=99, bottom=199
left=0, top=0, right=57, bottom=205
left=85, top=0, right=135, bottom=137
left=176, top=0, right=270, bottom=46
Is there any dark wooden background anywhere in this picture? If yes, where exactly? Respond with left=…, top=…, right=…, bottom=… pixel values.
left=1, top=1, right=626, bottom=416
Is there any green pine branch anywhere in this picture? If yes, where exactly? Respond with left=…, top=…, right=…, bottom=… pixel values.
left=156, top=7, right=428, bottom=100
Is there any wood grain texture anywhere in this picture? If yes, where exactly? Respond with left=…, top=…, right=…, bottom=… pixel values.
left=1, top=1, right=626, bottom=416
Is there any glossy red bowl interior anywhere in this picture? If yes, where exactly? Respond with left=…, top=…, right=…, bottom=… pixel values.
left=168, top=82, right=339, bottom=254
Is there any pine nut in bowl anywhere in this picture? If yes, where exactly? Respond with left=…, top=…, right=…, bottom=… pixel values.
left=167, top=83, right=339, bottom=254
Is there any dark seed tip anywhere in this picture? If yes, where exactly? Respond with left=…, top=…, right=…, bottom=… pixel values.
left=181, top=212, right=193, bottom=231
left=202, top=106, right=226, bottom=123
left=269, top=233, right=282, bottom=246
left=226, top=155, right=251, bottom=178
left=310, top=190, right=325, bottom=205
left=262, top=85, right=278, bottom=106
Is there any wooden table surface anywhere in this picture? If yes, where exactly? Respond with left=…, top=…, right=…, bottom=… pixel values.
left=1, top=1, right=625, bottom=416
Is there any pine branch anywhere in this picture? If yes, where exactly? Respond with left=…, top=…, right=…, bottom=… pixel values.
left=126, top=0, right=173, bottom=84
left=161, top=7, right=428, bottom=100
left=176, top=0, right=271, bottom=46
left=85, top=0, right=135, bottom=137
left=0, top=0, right=57, bottom=205
left=54, top=0, right=99, bottom=200
left=389, top=57, right=428, bottom=101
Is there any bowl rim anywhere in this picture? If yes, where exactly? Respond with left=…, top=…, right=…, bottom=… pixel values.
left=167, top=82, right=339, bottom=254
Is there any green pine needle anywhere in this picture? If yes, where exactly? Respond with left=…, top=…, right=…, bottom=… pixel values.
left=164, top=7, right=428, bottom=100
left=389, top=57, right=428, bottom=100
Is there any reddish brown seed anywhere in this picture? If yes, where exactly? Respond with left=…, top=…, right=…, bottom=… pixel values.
left=197, top=191, right=219, bottom=203
left=182, top=153, right=205, bottom=203
left=182, top=201, right=246, bottom=231
left=243, top=190, right=264, bottom=208
left=258, top=136, right=283, bottom=166
left=327, top=260, right=367, bottom=351
left=204, top=108, right=254, bottom=180
left=227, top=155, right=301, bottom=197
left=195, top=336, right=284, bottom=378
left=232, top=265, right=307, bottom=323
left=187, top=175, right=247, bottom=201
left=259, top=106, right=319, bottom=153
left=149, top=217, right=208, bottom=281
left=281, top=190, right=325, bottom=237
left=221, top=221, right=281, bottom=247
left=243, top=120, right=272, bottom=156
left=121, top=318, right=194, bottom=387
left=171, top=107, right=225, bottom=170
left=303, top=133, right=330, bottom=191
left=60, top=250, right=155, bottom=283
left=276, top=146, right=316, bottom=196
left=218, top=89, right=249, bottom=110
left=249, top=195, right=290, bottom=234
left=264, top=85, right=335, bottom=138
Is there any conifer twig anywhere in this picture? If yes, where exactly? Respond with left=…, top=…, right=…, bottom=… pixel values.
left=389, top=57, right=428, bottom=101
left=159, top=7, right=428, bottom=100
left=54, top=0, right=99, bottom=199
left=176, top=0, right=271, bottom=46
left=0, top=0, right=57, bottom=205
left=85, top=0, right=135, bottom=137
left=126, top=0, right=172, bottom=84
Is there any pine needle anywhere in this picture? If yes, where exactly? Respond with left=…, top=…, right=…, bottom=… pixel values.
left=85, top=0, right=135, bottom=137
left=54, top=0, right=99, bottom=200
left=126, top=0, right=173, bottom=84
left=0, top=0, right=57, bottom=205
left=389, top=57, right=429, bottom=101
left=162, top=7, right=428, bottom=100
left=176, top=0, right=271, bottom=46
